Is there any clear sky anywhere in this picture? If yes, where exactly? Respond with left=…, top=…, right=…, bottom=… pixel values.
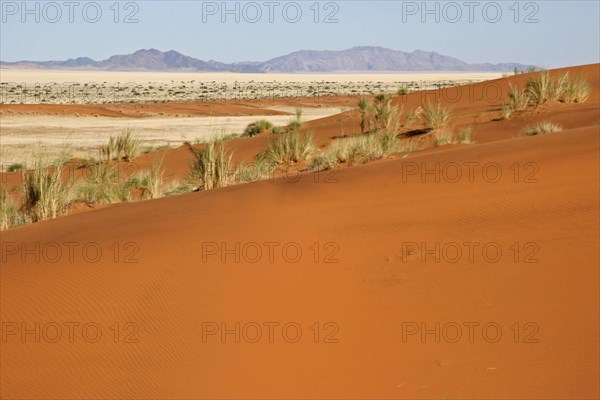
left=1, top=0, right=598, bottom=68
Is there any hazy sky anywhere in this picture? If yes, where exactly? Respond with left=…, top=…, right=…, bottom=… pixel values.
left=1, top=1, right=598, bottom=68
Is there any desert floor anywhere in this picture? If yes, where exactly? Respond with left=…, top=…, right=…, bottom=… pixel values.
left=1, top=65, right=598, bottom=399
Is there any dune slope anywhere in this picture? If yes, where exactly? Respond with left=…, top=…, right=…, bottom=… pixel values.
left=1, top=120, right=598, bottom=398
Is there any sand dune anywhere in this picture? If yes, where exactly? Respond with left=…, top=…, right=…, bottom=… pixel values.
left=1, top=64, right=598, bottom=399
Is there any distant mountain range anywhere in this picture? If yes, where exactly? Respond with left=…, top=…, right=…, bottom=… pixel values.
left=0, top=47, right=533, bottom=72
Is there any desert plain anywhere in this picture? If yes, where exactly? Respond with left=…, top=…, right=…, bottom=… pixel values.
left=0, top=65, right=598, bottom=399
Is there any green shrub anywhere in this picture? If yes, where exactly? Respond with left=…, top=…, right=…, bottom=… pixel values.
left=243, top=120, right=273, bottom=137
left=270, top=126, right=285, bottom=135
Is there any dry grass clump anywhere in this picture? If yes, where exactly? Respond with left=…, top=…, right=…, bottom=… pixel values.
left=258, top=131, right=316, bottom=165
left=457, top=126, right=474, bottom=144
left=188, top=142, right=234, bottom=190
left=101, top=128, right=141, bottom=162
left=526, top=71, right=566, bottom=106
left=310, top=130, right=405, bottom=171
left=422, top=100, right=452, bottom=131
left=522, top=122, right=563, bottom=136
left=508, top=83, right=530, bottom=111
left=0, top=188, right=29, bottom=230
left=129, top=159, right=166, bottom=200
left=23, top=160, right=76, bottom=222
left=560, top=75, right=592, bottom=103
left=433, top=131, right=455, bottom=146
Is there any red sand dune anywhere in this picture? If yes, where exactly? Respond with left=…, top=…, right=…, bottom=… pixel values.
left=1, top=65, right=599, bottom=399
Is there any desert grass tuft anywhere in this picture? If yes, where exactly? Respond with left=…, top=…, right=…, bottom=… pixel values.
left=258, top=131, right=316, bottom=165
left=522, top=122, right=563, bottom=136
left=0, top=188, right=28, bottom=230
left=135, top=159, right=165, bottom=200
left=23, top=159, right=76, bottom=222
left=508, top=83, right=529, bottom=111
left=560, top=76, right=592, bottom=103
left=101, top=127, right=141, bottom=162
left=188, top=142, right=234, bottom=190
left=458, top=126, right=474, bottom=144
left=526, top=71, right=570, bottom=107
left=501, top=104, right=512, bottom=120
left=422, top=100, right=452, bottom=131
left=433, top=130, right=455, bottom=146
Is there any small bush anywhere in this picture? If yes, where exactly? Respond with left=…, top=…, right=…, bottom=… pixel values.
left=258, top=131, right=316, bottom=165
left=271, top=126, right=285, bottom=135
left=422, top=100, right=452, bottom=131
left=287, top=120, right=302, bottom=131
left=397, top=86, right=409, bottom=95
left=7, top=163, right=25, bottom=172
left=522, top=122, right=563, bottom=136
left=243, top=120, right=273, bottom=137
